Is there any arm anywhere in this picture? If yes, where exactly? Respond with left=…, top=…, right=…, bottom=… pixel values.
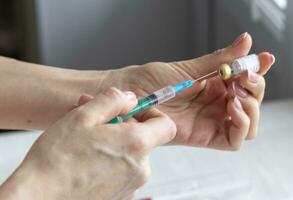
left=0, top=32, right=275, bottom=149
left=0, top=88, right=176, bottom=200
left=0, top=56, right=113, bottom=130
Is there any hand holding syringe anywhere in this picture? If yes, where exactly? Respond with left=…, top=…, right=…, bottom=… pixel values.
left=108, top=54, right=260, bottom=123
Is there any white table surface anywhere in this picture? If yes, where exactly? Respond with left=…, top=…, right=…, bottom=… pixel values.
left=1, top=99, right=293, bottom=200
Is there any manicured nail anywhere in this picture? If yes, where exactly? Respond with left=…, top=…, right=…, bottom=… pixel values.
left=232, top=82, right=248, bottom=98
left=270, top=54, right=276, bottom=64
left=124, top=91, right=136, bottom=100
left=247, top=70, right=259, bottom=83
left=234, top=97, right=243, bottom=111
left=78, top=94, right=94, bottom=105
left=232, top=32, right=247, bottom=47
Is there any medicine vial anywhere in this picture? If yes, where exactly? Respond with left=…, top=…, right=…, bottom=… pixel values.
left=219, top=54, right=260, bottom=80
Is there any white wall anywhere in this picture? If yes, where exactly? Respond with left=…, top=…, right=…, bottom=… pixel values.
left=36, top=0, right=192, bottom=69
left=214, top=0, right=293, bottom=99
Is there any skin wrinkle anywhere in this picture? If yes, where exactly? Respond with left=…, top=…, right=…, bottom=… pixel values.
left=91, top=143, right=144, bottom=200
left=121, top=63, right=205, bottom=119
left=126, top=63, right=206, bottom=118
left=169, top=62, right=199, bottom=80
left=140, top=63, right=170, bottom=87
left=187, top=90, right=226, bottom=145
left=111, top=170, right=141, bottom=200
left=119, top=69, right=148, bottom=99
left=92, top=143, right=140, bottom=169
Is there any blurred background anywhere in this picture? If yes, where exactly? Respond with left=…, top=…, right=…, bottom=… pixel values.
left=1, top=1, right=293, bottom=198
left=0, top=0, right=292, bottom=99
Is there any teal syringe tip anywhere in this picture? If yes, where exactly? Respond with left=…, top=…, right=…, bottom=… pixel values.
left=107, top=79, right=195, bottom=124
left=174, top=80, right=195, bottom=93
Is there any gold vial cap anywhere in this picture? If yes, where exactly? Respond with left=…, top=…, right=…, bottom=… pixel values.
left=219, top=64, right=232, bottom=80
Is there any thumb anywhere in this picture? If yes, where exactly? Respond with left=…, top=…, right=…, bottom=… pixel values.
left=73, top=88, right=137, bottom=125
left=68, top=94, right=94, bottom=112
left=172, top=32, right=252, bottom=78
left=136, top=108, right=177, bottom=149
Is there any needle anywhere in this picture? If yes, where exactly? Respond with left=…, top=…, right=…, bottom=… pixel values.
left=194, top=70, right=218, bottom=82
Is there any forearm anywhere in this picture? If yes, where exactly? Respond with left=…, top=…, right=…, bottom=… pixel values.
left=0, top=56, right=113, bottom=130
left=0, top=163, right=44, bottom=200
left=0, top=159, right=63, bottom=200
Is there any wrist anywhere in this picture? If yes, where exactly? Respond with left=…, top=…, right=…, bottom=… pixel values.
left=64, top=68, right=111, bottom=95
left=77, top=66, right=138, bottom=95
left=0, top=163, right=50, bottom=200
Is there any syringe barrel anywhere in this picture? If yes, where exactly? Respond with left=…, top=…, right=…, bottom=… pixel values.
left=153, top=85, right=176, bottom=104
left=107, top=85, right=176, bottom=123
left=124, top=85, right=175, bottom=117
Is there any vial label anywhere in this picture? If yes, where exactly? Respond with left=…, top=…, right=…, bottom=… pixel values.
left=231, top=54, right=260, bottom=75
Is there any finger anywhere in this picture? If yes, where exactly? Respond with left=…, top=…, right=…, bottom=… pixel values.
left=239, top=71, right=265, bottom=103
left=68, top=104, right=78, bottom=112
left=73, top=88, right=137, bottom=125
left=77, top=94, right=94, bottom=106
left=171, top=32, right=252, bottom=78
left=238, top=95, right=259, bottom=140
left=226, top=97, right=250, bottom=150
left=257, top=52, right=275, bottom=76
left=68, top=94, right=94, bottom=112
left=229, top=82, right=260, bottom=140
left=135, top=108, right=177, bottom=149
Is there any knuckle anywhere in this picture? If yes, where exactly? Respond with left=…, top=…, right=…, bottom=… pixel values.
left=259, top=76, right=266, bottom=90
left=73, top=109, right=93, bottom=125
left=162, top=115, right=177, bottom=139
left=136, top=167, right=151, bottom=187
left=103, top=87, right=124, bottom=100
left=145, top=61, right=165, bottom=67
left=251, top=98, right=260, bottom=111
left=246, top=133, right=257, bottom=140
left=243, top=74, right=265, bottom=92
left=129, top=136, right=148, bottom=154
left=246, top=120, right=259, bottom=141
left=212, top=48, right=225, bottom=56
left=242, top=116, right=251, bottom=130
left=230, top=144, right=241, bottom=151
left=229, top=138, right=244, bottom=151
left=123, top=123, right=149, bottom=153
left=124, top=122, right=141, bottom=134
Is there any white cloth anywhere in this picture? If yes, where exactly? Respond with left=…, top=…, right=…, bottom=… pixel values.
left=137, top=100, right=293, bottom=199
left=0, top=100, right=292, bottom=199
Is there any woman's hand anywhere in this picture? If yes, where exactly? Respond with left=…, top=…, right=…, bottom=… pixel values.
left=114, top=33, right=275, bottom=150
left=0, top=88, right=176, bottom=200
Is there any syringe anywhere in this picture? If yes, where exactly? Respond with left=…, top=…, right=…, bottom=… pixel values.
left=108, top=54, right=260, bottom=124
left=108, top=79, right=195, bottom=123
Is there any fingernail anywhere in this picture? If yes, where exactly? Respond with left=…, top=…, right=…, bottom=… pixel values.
left=232, top=82, right=248, bottom=98
left=270, top=54, right=276, bottom=64
left=232, top=32, right=247, bottom=47
left=234, top=97, right=243, bottom=111
left=247, top=70, right=259, bottom=83
left=78, top=94, right=94, bottom=105
left=124, top=91, right=136, bottom=100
